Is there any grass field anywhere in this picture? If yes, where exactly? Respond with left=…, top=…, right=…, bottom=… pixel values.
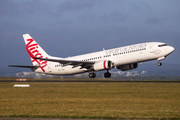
left=0, top=82, right=180, bottom=119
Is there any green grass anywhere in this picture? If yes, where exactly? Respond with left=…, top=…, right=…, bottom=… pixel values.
left=0, top=82, right=180, bottom=119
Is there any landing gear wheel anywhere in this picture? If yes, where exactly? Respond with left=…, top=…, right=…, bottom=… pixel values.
left=158, top=62, right=162, bottom=66
left=104, top=72, right=111, bottom=78
left=89, top=73, right=96, bottom=78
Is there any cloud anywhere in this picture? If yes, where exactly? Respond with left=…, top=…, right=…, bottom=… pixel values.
left=0, top=0, right=96, bottom=17
left=56, top=0, right=95, bottom=13
left=0, top=0, right=180, bottom=68
left=146, top=17, right=159, bottom=24
left=0, top=0, right=48, bottom=16
left=101, top=12, right=126, bottom=22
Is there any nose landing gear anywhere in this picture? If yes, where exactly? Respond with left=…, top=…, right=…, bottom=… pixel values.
left=158, top=61, right=162, bottom=66
left=157, top=56, right=166, bottom=66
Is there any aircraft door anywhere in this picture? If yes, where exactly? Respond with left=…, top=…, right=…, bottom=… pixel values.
left=149, top=44, right=154, bottom=53
left=48, top=62, right=52, bottom=73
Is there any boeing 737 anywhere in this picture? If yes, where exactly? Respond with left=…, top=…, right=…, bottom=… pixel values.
left=8, top=34, right=174, bottom=78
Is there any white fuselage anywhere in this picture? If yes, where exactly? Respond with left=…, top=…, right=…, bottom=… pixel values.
left=34, top=42, right=174, bottom=75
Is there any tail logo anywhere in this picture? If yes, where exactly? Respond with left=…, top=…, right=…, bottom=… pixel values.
left=26, top=39, right=47, bottom=72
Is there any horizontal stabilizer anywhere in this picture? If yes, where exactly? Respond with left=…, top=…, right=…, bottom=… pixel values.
left=7, top=65, right=40, bottom=68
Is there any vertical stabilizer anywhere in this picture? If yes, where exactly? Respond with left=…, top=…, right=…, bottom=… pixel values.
left=23, top=34, right=49, bottom=72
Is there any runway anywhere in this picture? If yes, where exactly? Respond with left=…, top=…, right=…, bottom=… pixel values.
left=0, top=79, right=180, bottom=83
left=0, top=118, right=150, bottom=120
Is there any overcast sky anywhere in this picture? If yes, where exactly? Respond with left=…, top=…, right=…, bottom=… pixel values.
left=0, top=0, right=180, bottom=71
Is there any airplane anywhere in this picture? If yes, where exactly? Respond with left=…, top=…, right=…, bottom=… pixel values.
left=8, top=34, right=174, bottom=78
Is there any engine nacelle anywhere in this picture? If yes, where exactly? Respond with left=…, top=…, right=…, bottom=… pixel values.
left=93, top=60, right=113, bottom=71
left=117, top=63, right=138, bottom=71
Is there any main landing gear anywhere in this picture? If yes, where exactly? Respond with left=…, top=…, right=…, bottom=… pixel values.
left=89, top=72, right=96, bottom=78
left=89, top=70, right=111, bottom=78
left=104, top=70, right=111, bottom=78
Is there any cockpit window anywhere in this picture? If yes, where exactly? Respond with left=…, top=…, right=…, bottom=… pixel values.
left=158, top=44, right=167, bottom=47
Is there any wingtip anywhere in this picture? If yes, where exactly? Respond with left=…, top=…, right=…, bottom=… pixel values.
left=23, top=33, right=29, bottom=36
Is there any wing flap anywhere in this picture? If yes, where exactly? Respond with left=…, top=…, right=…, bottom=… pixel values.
left=34, top=57, right=94, bottom=69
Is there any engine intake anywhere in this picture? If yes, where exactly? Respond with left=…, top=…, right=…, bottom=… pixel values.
left=117, top=63, right=138, bottom=71
left=93, top=60, right=113, bottom=71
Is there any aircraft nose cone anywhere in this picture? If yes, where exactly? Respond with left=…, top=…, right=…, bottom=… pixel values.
left=170, top=46, right=175, bottom=52
left=167, top=46, right=175, bottom=54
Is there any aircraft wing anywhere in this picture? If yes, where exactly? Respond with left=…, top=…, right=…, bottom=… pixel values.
left=34, top=57, right=95, bottom=69
left=7, top=65, right=40, bottom=68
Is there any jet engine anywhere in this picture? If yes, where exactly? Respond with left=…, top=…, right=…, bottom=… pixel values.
left=117, top=63, right=138, bottom=71
left=93, top=60, right=113, bottom=71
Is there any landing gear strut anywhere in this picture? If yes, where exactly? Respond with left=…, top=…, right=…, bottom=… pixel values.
left=157, top=61, right=162, bottom=66
left=104, top=70, right=111, bottom=78
left=89, top=71, right=96, bottom=78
